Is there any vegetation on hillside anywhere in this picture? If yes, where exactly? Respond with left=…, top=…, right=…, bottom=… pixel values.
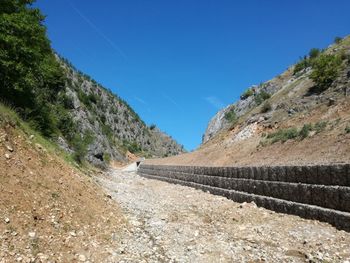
left=224, top=107, right=238, bottom=124
left=0, top=0, right=66, bottom=137
left=310, top=54, right=342, bottom=92
left=240, top=88, right=254, bottom=100
left=261, top=121, right=330, bottom=145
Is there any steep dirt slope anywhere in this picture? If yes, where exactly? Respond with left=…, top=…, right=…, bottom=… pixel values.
left=0, top=110, right=124, bottom=262
left=146, top=36, right=350, bottom=167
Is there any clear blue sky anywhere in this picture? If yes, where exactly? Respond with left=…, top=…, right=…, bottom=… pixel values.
left=35, top=0, right=350, bottom=151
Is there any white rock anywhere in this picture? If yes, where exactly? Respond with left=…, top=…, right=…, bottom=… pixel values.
left=4, top=154, right=10, bottom=159
left=28, top=232, right=36, bottom=238
left=78, top=254, right=86, bottom=262
left=6, top=145, right=13, bottom=152
left=4, top=218, right=10, bottom=224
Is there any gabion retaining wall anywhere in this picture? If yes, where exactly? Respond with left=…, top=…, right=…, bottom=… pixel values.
left=138, top=164, right=350, bottom=231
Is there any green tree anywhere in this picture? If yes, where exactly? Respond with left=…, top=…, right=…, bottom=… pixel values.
left=0, top=0, right=65, bottom=136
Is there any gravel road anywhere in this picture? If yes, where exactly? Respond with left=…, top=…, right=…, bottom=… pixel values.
left=97, top=169, right=350, bottom=263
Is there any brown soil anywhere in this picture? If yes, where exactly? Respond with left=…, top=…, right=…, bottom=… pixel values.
left=0, top=124, right=124, bottom=262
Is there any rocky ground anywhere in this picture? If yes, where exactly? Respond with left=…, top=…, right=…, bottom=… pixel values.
left=97, top=169, right=350, bottom=263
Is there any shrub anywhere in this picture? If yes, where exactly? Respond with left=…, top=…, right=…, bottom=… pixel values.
left=299, top=123, right=313, bottom=139
left=240, top=88, right=254, bottom=100
left=103, top=153, right=111, bottom=164
left=310, top=54, right=342, bottom=92
left=314, top=121, right=328, bottom=133
left=71, top=132, right=94, bottom=164
left=149, top=124, right=156, bottom=130
left=260, top=101, right=272, bottom=113
left=267, top=128, right=299, bottom=143
left=123, top=141, right=142, bottom=153
left=293, top=56, right=310, bottom=75
left=309, top=48, right=320, bottom=59
left=255, top=91, right=271, bottom=105
left=55, top=107, right=76, bottom=141
left=334, top=36, right=343, bottom=44
left=224, top=107, right=238, bottom=124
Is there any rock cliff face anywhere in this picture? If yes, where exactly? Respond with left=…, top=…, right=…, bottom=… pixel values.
left=56, top=57, right=184, bottom=167
left=203, top=82, right=279, bottom=143
left=194, top=36, right=350, bottom=163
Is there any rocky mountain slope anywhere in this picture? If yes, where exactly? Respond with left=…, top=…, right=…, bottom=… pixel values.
left=0, top=1, right=184, bottom=168
left=147, top=36, right=350, bottom=166
left=56, top=57, right=184, bottom=167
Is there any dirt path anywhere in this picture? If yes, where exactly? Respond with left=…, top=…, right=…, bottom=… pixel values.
left=97, top=169, right=350, bottom=263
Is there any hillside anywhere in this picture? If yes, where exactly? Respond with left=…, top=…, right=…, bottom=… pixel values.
left=0, top=1, right=184, bottom=168
left=146, top=36, right=350, bottom=166
left=0, top=104, right=126, bottom=261
left=56, top=57, right=185, bottom=167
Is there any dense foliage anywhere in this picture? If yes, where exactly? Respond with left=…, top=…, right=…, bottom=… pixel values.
left=0, top=0, right=65, bottom=136
left=310, top=54, right=342, bottom=91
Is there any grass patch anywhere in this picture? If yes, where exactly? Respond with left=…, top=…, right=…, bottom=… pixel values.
left=0, top=103, right=77, bottom=166
left=266, top=128, right=299, bottom=143
left=314, top=121, right=328, bottom=133
left=262, top=121, right=330, bottom=145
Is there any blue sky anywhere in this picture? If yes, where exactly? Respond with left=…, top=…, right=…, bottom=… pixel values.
left=35, top=0, right=350, bottom=151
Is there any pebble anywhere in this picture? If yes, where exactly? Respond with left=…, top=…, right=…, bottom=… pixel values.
left=4, top=218, right=10, bottom=224
left=78, top=254, right=87, bottom=262
left=28, top=232, right=36, bottom=238
left=6, top=145, right=13, bottom=152
left=4, top=153, right=10, bottom=159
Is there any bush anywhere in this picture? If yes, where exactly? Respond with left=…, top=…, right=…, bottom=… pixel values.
left=263, top=121, right=329, bottom=145
left=55, top=106, right=76, bottom=141
left=299, top=123, right=313, bottom=139
left=149, top=124, right=156, bottom=130
left=309, top=48, right=320, bottom=59
left=240, top=88, right=254, bottom=100
left=266, top=128, right=299, bottom=143
left=260, top=101, right=272, bottom=113
left=293, top=56, right=310, bottom=75
left=224, top=107, right=238, bottom=124
left=71, top=132, right=94, bottom=164
left=103, top=153, right=111, bottom=164
left=314, top=121, right=328, bottom=133
left=310, top=54, right=342, bottom=91
left=334, top=36, right=343, bottom=44
left=123, top=141, right=142, bottom=153
left=255, top=91, right=271, bottom=105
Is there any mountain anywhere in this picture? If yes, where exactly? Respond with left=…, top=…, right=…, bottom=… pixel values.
left=0, top=1, right=184, bottom=168
left=57, top=57, right=185, bottom=167
left=146, top=35, right=350, bottom=166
